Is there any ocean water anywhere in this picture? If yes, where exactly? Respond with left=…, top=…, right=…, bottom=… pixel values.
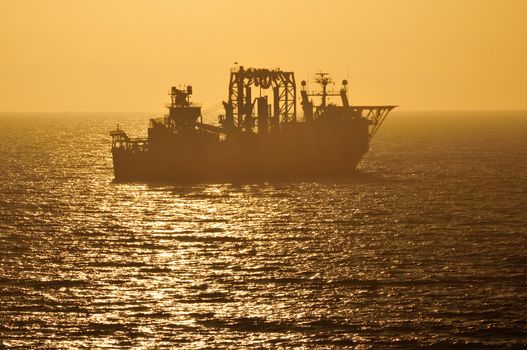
left=0, top=111, right=526, bottom=349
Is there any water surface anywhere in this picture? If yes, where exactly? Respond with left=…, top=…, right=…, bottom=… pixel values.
left=1, top=112, right=526, bottom=348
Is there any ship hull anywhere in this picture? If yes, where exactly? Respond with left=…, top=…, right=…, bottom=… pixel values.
left=111, top=119, right=370, bottom=182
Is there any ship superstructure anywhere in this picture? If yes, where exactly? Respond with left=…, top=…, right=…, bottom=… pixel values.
left=110, top=66, right=396, bottom=181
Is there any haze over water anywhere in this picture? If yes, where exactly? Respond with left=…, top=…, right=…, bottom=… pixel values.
left=1, top=112, right=526, bottom=348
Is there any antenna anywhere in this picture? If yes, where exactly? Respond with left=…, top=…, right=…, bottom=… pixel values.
left=347, top=67, right=350, bottom=98
left=307, top=66, right=310, bottom=92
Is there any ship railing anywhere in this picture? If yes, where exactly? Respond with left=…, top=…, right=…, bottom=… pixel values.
left=127, top=138, right=148, bottom=152
left=165, top=102, right=202, bottom=108
left=110, top=129, right=148, bottom=152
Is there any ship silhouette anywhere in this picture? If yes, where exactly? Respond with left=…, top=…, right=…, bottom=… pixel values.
left=110, top=66, right=396, bottom=182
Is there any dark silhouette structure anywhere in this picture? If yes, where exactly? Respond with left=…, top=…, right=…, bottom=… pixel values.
left=110, top=66, right=396, bottom=181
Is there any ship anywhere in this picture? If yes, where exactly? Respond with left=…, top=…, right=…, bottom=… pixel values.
left=110, top=66, right=396, bottom=182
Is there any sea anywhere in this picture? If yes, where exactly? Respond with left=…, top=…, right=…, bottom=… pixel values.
left=0, top=111, right=526, bottom=349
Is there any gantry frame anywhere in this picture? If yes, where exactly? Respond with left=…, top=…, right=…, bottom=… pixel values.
left=226, top=66, right=296, bottom=133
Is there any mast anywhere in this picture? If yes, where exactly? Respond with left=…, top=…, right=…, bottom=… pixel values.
left=315, top=72, right=330, bottom=107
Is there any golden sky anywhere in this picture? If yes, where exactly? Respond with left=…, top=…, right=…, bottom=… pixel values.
left=1, top=0, right=526, bottom=113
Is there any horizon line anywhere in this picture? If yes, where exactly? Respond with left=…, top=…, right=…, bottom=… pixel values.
left=1, top=108, right=527, bottom=115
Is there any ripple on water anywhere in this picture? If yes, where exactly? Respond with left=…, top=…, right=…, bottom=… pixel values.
left=1, top=112, right=526, bottom=348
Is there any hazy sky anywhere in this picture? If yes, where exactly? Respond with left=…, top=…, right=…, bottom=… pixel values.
left=1, top=0, right=526, bottom=114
